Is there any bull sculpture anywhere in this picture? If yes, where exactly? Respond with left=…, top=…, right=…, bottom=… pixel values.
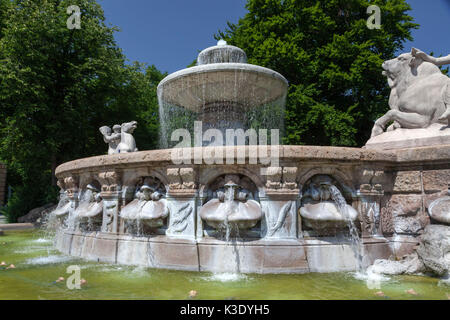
left=371, top=48, right=450, bottom=137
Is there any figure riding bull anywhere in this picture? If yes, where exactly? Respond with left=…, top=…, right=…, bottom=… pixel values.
left=371, top=48, right=450, bottom=137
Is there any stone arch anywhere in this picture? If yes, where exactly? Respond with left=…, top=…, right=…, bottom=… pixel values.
left=148, top=168, right=170, bottom=193
left=79, top=173, right=101, bottom=191
left=297, top=167, right=355, bottom=197
left=198, top=166, right=264, bottom=197
left=122, top=167, right=169, bottom=192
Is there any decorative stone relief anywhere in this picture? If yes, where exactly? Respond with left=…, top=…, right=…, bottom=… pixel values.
left=101, top=200, right=118, bottom=233
left=262, top=167, right=299, bottom=239
left=166, top=201, right=196, bottom=238
left=57, top=178, right=65, bottom=191
left=73, top=183, right=103, bottom=231
left=299, top=175, right=358, bottom=235
left=265, top=167, right=282, bottom=190
left=180, top=168, right=196, bottom=189
left=63, top=176, right=78, bottom=198
left=265, top=166, right=298, bottom=191
left=283, top=167, right=298, bottom=190
left=200, top=174, right=262, bottom=231
left=165, top=168, right=197, bottom=238
left=264, top=200, right=296, bottom=239
left=53, top=179, right=71, bottom=220
left=98, top=171, right=121, bottom=193
left=167, top=167, right=196, bottom=192
left=52, top=191, right=71, bottom=220
left=96, top=171, right=122, bottom=233
left=359, top=169, right=385, bottom=194
left=359, top=197, right=382, bottom=237
left=120, top=177, right=169, bottom=231
left=167, top=168, right=182, bottom=190
left=169, top=203, right=192, bottom=233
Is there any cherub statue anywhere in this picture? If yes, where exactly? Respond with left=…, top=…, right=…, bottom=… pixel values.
left=99, top=124, right=121, bottom=155
left=99, top=121, right=138, bottom=154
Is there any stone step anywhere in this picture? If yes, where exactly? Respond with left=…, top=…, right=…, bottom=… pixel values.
left=0, top=223, right=35, bottom=230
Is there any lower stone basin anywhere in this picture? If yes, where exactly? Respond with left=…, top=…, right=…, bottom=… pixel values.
left=5, top=229, right=448, bottom=299
left=51, top=145, right=450, bottom=273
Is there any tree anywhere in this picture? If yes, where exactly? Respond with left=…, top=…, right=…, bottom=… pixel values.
left=108, top=63, right=166, bottom=152
left=217, top=0, right=418, bottom=146
left=0, top=0, right=163, bottom=221
left=0, top=0, right=9, bottom=39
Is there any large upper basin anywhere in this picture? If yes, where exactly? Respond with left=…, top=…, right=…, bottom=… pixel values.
left=157, top=63, right=288, bottom=112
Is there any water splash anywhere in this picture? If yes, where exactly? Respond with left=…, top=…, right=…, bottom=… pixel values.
left=329, top=185, right=364, bottom=272
left=217, top=39, right=227, bottom=46
left=32, top=238, right=53, bottom=244
left=213, top=216, right=244, bottom=275
left=157, top=43, right=287, bottom=149
left=25, top=255, right=75, bottom=265
left=202, top=272, right=248, bottom=282
left=438, top=277, right=450, bottom=287
left=352, top=266, right=391, bottom=291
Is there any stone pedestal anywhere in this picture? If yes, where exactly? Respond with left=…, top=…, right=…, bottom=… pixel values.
left=262, top=193, right=299, bottom=240
left=67, top=192, right=79, bottom=231
left=100, top=191, right=121, bottom=233
left=365, top=123, right=450, bottom=150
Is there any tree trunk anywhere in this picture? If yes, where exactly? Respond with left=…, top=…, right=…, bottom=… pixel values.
left=51, top=153, right=57, bottom=187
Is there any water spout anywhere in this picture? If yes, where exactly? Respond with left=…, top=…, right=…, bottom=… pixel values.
left=329, top=185, right=363, bottom=271
left=217, top=39, right=227, bottom=46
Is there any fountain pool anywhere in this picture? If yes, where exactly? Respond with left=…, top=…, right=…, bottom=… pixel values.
left=0, top=230, right=448, bottom=300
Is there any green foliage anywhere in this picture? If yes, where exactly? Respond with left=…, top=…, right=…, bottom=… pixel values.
left=217, top=0, right=418, bottom=146
left=0, top=0, right=164, bottom=221
left=0, top=0, right=9, bottom=39
left=0, top=184, right=58, bottom=223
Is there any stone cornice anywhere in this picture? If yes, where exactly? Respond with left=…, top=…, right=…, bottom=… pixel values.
left=56, top=145, right=399, bottom=178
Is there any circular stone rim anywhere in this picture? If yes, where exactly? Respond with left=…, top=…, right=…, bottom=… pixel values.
left=55, top=145, right=399, bottom=177
left=157, top=63, right=289, bottom=111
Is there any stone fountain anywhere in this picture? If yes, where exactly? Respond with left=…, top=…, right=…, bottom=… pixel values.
left=52, top=44, right=450, bottom=275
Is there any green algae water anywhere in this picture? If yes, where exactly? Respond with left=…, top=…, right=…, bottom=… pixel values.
left=0, top=230, right=448, bottom=300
